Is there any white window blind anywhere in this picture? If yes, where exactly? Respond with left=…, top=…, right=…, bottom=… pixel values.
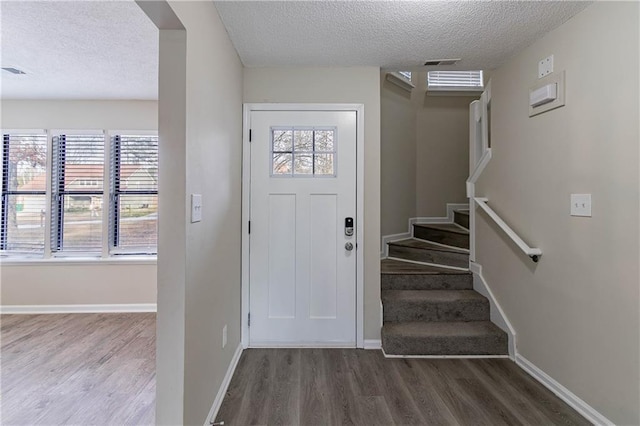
left=398, top=71, right=412, bottom=81
left=110, top=134, right=158, bottom=254
left=428, top=70, right=484, bottom=91
left=51, top=134, right=105, bottom=253
left=1, top=133, right=48, bottom=254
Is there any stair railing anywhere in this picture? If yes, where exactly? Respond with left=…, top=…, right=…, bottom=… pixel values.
left=474, top=197, right=542, bottom=262
left=467, top=81, right=542, bottom=263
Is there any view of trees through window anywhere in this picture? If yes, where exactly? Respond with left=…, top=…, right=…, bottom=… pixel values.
left=272, top=128, right=336, bottom=177
left=0, top=131, right=158, bottom=257
left=1, top=134, right=48, bottom=253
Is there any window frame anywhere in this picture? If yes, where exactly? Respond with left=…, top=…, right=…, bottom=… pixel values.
left=50, top=130, right=106, bottom=256
left=109, top=132, right=159, bottom=256
left=427, top=70, right=484, bottom=92
left=0, top=130, right=49, bottom=256
left=0, top=128, right=158, bottom=262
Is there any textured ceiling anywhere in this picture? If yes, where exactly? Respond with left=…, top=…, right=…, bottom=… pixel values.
left=1, top=1, right=591, bottom=100
left=215, top=1, right=591, bottom=70
left=1, top=1, right=158, bottom=100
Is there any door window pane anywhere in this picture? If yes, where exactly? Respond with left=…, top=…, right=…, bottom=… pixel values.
left=270, top=128, right=337, bottom=177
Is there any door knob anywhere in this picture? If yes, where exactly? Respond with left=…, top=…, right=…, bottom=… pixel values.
left=345, top=242, right=354, bottom=251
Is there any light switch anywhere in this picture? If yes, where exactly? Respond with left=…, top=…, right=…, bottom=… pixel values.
left=191, top=194, right=202, bottom=223
left=570, top=194, right=591, bottom=217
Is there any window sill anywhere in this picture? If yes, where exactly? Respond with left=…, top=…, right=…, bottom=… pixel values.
left=0, top=256, right=157, bottom=266
left=426, top=88, right=483, bottom=97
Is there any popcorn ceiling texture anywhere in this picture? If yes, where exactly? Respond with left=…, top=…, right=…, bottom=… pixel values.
left=1, top=1, right=158, bottom=100
left=215, top=1, right=590, bottom=70
left=0, top=1, right=590, bottom=100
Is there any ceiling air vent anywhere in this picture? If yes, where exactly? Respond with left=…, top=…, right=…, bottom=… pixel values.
left=424, top=59, right=460, bottom=66
left=2, top=67, right=26, bottom=75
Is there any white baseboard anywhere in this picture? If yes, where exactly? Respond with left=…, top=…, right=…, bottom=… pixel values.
left=0, top=303, right=157, bottom=314
left=205, top=343, right=243, bottom=426
left=364, top=339, right=381, bottom=350
left=515, top=354, right=614, bottom=426
left=468, top=262, right=516, bottom=359
left=381, top=231, right=411, bottom=258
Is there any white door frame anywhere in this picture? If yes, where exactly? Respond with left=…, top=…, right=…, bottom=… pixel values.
left=241, top=103, right=365, bottom=349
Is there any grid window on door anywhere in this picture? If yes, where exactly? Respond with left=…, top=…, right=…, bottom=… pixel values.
left=271, top=128, right=336, bottom=177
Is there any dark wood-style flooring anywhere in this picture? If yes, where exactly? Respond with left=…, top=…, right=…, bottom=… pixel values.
left=216, top=349, right=591, bottom=426
left=2, top=314, right=590, bottom=426
left=1, top=313, right=155, bottom=425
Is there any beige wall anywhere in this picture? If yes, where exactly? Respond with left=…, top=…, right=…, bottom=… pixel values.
left=476, top=3, right=639, bottom=424
left=1, top=100, right=157, bottom=130
left=149, top=2, right=244, bottom=424
left=1, top=262, right=156, bottom=305
left=416, top=90, right=477, bottom=217
left=379, top=71, right=476, bottom=236
left=244, top=67, right=381, bottom=340
left=0, top=100, right=158, bottom=306
left=380, top=74, right=416, bottom=236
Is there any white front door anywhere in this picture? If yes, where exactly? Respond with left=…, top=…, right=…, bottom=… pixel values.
left=249, top=110, right=357, bottom=346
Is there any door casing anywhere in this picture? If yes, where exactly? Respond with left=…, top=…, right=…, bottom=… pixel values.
left=241, top=103, right=365, bottom=348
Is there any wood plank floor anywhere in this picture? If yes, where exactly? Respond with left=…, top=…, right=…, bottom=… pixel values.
left=1, top=313, right=155, bottom=426
left=216, top=349, right=591, bottom=426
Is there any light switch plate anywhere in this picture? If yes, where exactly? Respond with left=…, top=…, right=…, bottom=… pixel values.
left=191, top=194, right=202, bottom=223
left=571, top=194, right=591, bottom=217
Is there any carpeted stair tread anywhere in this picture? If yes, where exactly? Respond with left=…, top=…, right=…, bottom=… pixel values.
left=382, top=321, right=508, bottom=355
left=381, top=258, right=469, bottom=275
left=413, top=223, right=470, bottom=249
left=388, top=238, right=468, bottom=253
left=382, top=290, right=489, bottom=322
left=453, top=209, right=469, bottom=216
left=414, top=223, right=469, bottom=235
left=388, top=238, right=469, bottom=268
left=382, top=289, right=486, bottom=303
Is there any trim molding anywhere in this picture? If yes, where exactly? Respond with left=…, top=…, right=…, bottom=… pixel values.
left=515, top=354, right=614, bottom=426
left=0, top=303, right=157, bottom=314
left=468, top=262, right=516, bottom=358
left=205, top=343, right=243, bottom=426
left=381, top=231, right=411, bottom=258
left=364, top=339, right=381, bottom=350
left=382, top=347, right=508, bottom=359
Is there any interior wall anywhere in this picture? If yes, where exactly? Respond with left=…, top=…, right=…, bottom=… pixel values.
left=244, top=67, right=381, bottom=341
left=475, top=3, right=639, bottom=424
left=0, top=100, right=158, bottom=306
left=414, top=76, right=478, bottom=218
left=379, top=71, right=477, bottom=236
left=149, top=2, right=244, bottom=425
left=380, top=73, right=416, bottom=237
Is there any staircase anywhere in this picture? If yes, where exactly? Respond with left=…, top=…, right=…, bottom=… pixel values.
left=381, top=209, right=508, bottom=356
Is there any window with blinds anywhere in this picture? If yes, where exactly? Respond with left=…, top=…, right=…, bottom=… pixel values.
left=427, top=70, right=484, bottom=91
left=51, top=134, right=105, bottom=253
left=1, top=133, right=48, bottom=254
left=110, top=135, right=158, bottom=254
left=398, top=71, right=412, bottom=81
